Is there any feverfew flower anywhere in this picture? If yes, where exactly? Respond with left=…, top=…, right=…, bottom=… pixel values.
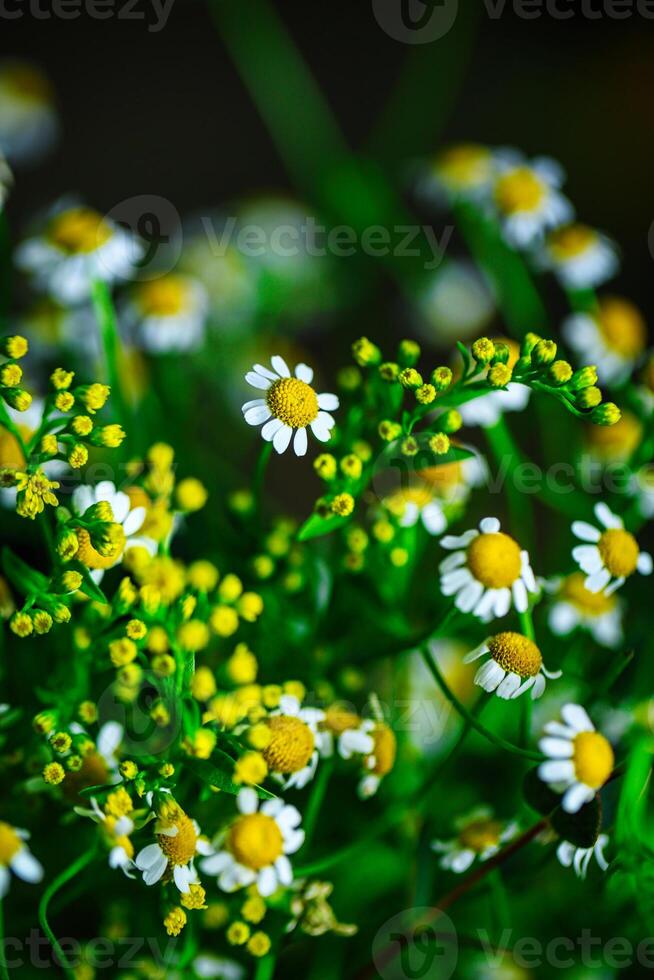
left=384, top=484, right=447, bottom=537
left=135, top=799, right=211, bottom=893
left=548, top=573, right=623, bottom=648
left=200, top=787, right=304, bottom=897
left=538, top=704, right=614, bottom=813
left=242, top=355, right=338, bottom=456
left=463, top=631, right=561, bottom=701
left=72, top=480, right=156, bottom=581
left=563, top=297, right=646, bottom=385
left=571, top=502, right=652, bottom=595
left=431, top=807, right=518, bottom=873
left=261, top=695, right=324, bottom=791
left=491, top=151, right=572, bottom=249
left=439, top=517, right=538, bottom=620
left=16, top=203, right=143, bottom=305
left=124, top=274, right=209, bottom=354
left=427, top=143, right=494, bottom=201
left=0, top=822, right=43, bottom=896
left=542, top=223, right=618, bottom=289
left=76, top=795, right=135, bottom=877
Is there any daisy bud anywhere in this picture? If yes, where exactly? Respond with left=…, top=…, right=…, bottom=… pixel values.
left=491, top=342, right=511, bottom=365
left=513, top=355, right=532, bottom=375
left=472, top=337, right=495, bottom=364
left=352, top=336, right=381, bottom=367
left=67, top=444, right=88, bottom=469
left=10, top=611, right=33, bottom=637
left=40, top=434, right=59, bottom=456
left=379, top=362, right=399, bottom=382
left=340, top=454, right=362, bottom=479
left=176, top=477, right=208, bottom=512
left=3, top=388, right=32, bottom=412
left=331, top=493, right=354, bottom=516
left=401, top=437, right=419, bottom=456
left=77, top=383, right=110, bottom=413
left=0, top=363, right=22, bottom=387
left=43, top=762, right=66, bottom=785
left=415, top=383, right=436, bottom=405
left=378, top=420, right=402, bottom=442
left=398, top=367, right=423, bottom=389
left=50, top=367, right=74, bottom=390
left=548, top=360, right=573, bottom=386
left=1, top=336, right=28, bottom=359
left=314, top=453, right=337, bottom=480
left=54, top=391, right=75, bottom=412
left=591, top=402, right=621, bottom=426
left=431, top=366, right=453, bottom=392
left=92, top=424, right=125, bottom=447
left=520, top=332, right=541, bottom=356
left=398, top=339, right=421, bottom=366
left=429, top=433, right=450, bottom=455
left=570, top=365, right=598, bottom=390
left=532, top=339, right=557, bottom=366
left=32, top=611, right=53, bottom=634
left=488, top=363, right=513, bottom=388
left=337, top=365, right=361, bottom=391
left=576, top=386, right=602, bottom=409
left=439, top=409, right=463, bottom=434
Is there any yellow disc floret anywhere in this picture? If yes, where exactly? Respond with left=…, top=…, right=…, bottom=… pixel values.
left=572, top=731, right=614, bottom=789
left=487, top=632, right=542, bottom=678
left=494, top=168, right=545, bottom=214
left=266, top=378, right=319, bottom=429
left=369, top=723, right=396, bottom=776
left=548, top=223, right=596, bottom=260
left=598, top=297, right=646, bottom=357
left=157, top=807, right=197, bottom=867
left=458, top=818, right=502, bottom=853
left=467, top=532, right=522, bottom=588
left=228, top=813, right=284, bottom=870
left=561, top=572, right=616, bottom=616
left=262, top=715, right=314, bottom=774
left=75, top=527, right=123, bottom=570
left=137, top=276, right=189, bottom=316
left=48, top=207, right=113, bottom=254
left=598, top=529, right=640, bottom=579
left=0, top=822, right=22, bottom=865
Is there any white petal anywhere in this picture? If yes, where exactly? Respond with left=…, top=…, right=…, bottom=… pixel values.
left=173, top=864, right=192, bottom=893
left=562, top=783, right=594, bottom=813
left=594, top=502, right=622, bottom=529
left=549, top=603, right=578, bottom=636
left=557, top=841, right=576, bottom=867
left=439, top=551, right=466, bottom=573
left=474, top=659, right=504, bottom=693
left=561, top=703, right=594, bottom=733
left=585, top=568, right=611, bottom=594
left=479, top=517, right=501, bottom=534
left=441, top=530, right=478, bottom=550
left=143, top=852, right=168, bottom=885
left=544, top=720, right=576, bottom=738
left=529, top=674, right=546, bottom=699
left=449, top=849, right=476, bottom=873
left=245, top=371, right=272, bottom=390
left=244, top=404, right=272, bottom=426
left=257, top=865, right=278, bottom=897
left=261, top=418, right=284, bottom=442
left=0, top=867, right=9, bottom=898
left=538, top=759, right=575, bottom=782
left=463, top=643, right=489, bottom=664
left=455, top=579, right=484, bottom=613
left=242, top=398, right=266, bottom=411
left=492, top=588, right=512, bottom=618
left=310, top=416, right=333, bottom=443
left=123, top=506, right=146, bottom=536
left=237, top=787, right=259, bottom=814
left=273, top=425, right=293, bottom=454
left=512, top=579, right=528, bottom=613
left=496, top=672, right=522, bottom=699
left=572, top=521, right=601, bottom=543
left=275, top=855, right=293, bottom=886
left=422, top=504, right=447, bottom=536
left=271, top=355, right=290, bottom=377
left=440, top=568, right=472, bottom=596
left=317, top=392, right=339, bottom=411
left=293, top=427, right=308, bottom=457
left=594, top=835, right=610, bottom=871
left=200, top=852, right=233, bottom=876
left=10, top=848, right=43, bottom=884
left=539, top=737, right=574, bottom=759
left=295, top=363, right=314, bottom=383
left=253, top=363, right=279, bottom=380
left=638, top=552, right=653, bottom=575
left=572, top=545, right=602, bottom=574
left=135, top=843, right=164, bottom=870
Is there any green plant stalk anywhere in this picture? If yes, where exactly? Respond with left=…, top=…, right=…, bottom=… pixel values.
left=254, top=954, right=277, bottom=980
left=254, top=441, right=273, bottom=528
left=90, top=278, right=129, bottom=434
left=517, top=607, right=536, bottom=746
left=302, top=756, right=334, bottom=849
left=38, top=843, right=97, bottom=979
left=420, top=643, right=544, bottom=762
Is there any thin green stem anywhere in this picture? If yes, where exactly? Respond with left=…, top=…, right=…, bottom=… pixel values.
left=254, top=441, right=273, bottom=527
left=0, top=898, right=9, bottom=980
left=90, top=278, right=128, bottom=433
left=38, top=843, right=97, bottom=978
left=485, top=416, right=533, bottom=550
left=517, top=608, right=535, bottom=746
left=420, top=644, right=544, bottom=762
left=302, top=757, right=334, bottom=850
left=254, top=954, right=276, bottom=980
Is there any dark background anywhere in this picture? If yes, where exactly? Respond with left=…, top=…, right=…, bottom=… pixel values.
left=3, top=0, right=654, bottom=317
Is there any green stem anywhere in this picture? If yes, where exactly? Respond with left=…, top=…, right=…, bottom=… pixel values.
left=485, top=416, right=533, bottom=550
left=38, top=843, right=97, bottom=978
left=90, top=279, right=128, bottom=433
left=254, top=954, right=276, bottom=980
left=302, top=757, right=334, bottom=850
left=0, top=898, right=9, bottom=980
left=517, top=608, right=535, bottom=746
left=420, top=644, right=544, bottom=762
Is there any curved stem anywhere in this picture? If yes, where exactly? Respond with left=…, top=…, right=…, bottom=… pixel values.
left=38, top=843, right=97, bottom=978
left=420, top=644, right=544, bottom=762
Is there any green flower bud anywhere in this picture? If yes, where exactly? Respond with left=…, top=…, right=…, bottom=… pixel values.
left=398, top=367, right=423, bottom=390
left=488, top=363, right=513, bottom=388
left=431, top=366, right=453, bottom=392
left=438, top=409, right=462, bottom=434
left=379, top=362, right=399, bottom=382
left=491, top=343, right=511, bottom=365
left=398, top=339, right=421, bottom=367
left=532, top=339, right=557, bottom=366
left=576, top=386, right=602, bottom=409
left=472, top=337, right=495, bottom=364
left=521, top=332, right=542, bottom=356
left=570, top=365, right=598, bottom=391
left=548, top=360, right=573, bottom=386
left=591, top=402, right=621, bottom=426
left=352, top=337, right=381, bottom=367
left=415, top=384, right=436, bottom=405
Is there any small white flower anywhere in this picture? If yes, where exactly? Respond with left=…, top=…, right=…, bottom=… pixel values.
left=75, top=797, right=135, bottom=877
left=16, top=203, right=143, bottom=305
left=135, top=804, right=210, bottom=894
left=423, top=144, right=495, bottom=203
left=491, top=151, right=572, bottom=249
left=431, top=807, right=518, bottom=874
left=541, top=223, right=618, bottom=289
left=556, top=834, right=609, bottom=880
left=439, top=517, right=538, bottom=621
left=563, top=297, right=645, bottom=385
left=200, top=787, right=304, bottom=898
left=123, top=274, right=209, bottom=354
left=547, top=573, right=623, bottom=648
left=463, top=631, right=560, bottom=701
left=0, top=60, right=59, bottom=165
left=384, top=485, right=447, bottom=537
left=0, top=823, right=43, bottom=897
left=538, top=703, right=615, bottom=813
left=571, top=501, right=652, bottom=595
left=242, top=355, right=338, bottom=456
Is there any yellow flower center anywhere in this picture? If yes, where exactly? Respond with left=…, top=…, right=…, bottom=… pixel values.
left=494, top=168, right=545, bottom=214
left=266, top=378, right=319, bottom=429
left=368, top=724, right=397, bottom=776
left=262, top=715, right=314, bottom=774
left=417, top=460, right=463, bottom=496
left=548, top=224, right=596, bottom=260
left=76, top=527, right=125, bottom=570
left=0, top=822, right=21, bottom=865
left=572, top=731, right=614, bottom=789
left=48, top=208, right=113, bottom=254
left=228, top=812, right=284, bottom=870
left=487, top=632, right=542, bottom=678
left=436, top=145, right=492, bottom=188
left=598, top=528, right=640, bottom=578
left=323, top=705, right=362, bottom=734
left=561, top=572, right=616, bottom=616
left=0, top=427, right=27, bottom=469
left=598, top=297, right=646, bottom=357
left=385, top=485, right=433, bottom=517
left=3, top=64, right=52, bottom=103
left=458, top=818, right=502, bottom=853
left=137, top=276, right=189, bottom=317
left=157, top=812, right=198, bottom=867
left=467, top=532, right=522, bottom=588
left=586, top=411, right=642, bottom=461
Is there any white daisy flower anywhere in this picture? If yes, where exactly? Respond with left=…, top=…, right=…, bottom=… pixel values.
left=541, top=223, right=618, bottom=290
left=439, top=517, right=538, bottom=621
left=414, top=450, right=488, bottom=506
left=384, top=485, right=447, bottom=536
left=75, top=796, right=135, bottom=877
left=0, top=823, right=43, bottom=897
left=548, top=572, right=623, bottom=649
left=556, top=834, right=609, bottom=880
left=431, top=807, right=518, bottom=874
left=0, top=60, right=59, bottom=165
left=317, top=704, right=375, bottom=761
left=491, top=151, right=572, bottom=249
left=463, top=631, right=561, bottom=701
left=358, top=722, right=396, bottom=799
left=72, top=480, right=156, bottom=582
left=261, top=694, right=325, bottom=791
left=424, top=144, right=495, bottom=202
left=135, top=800, right=211, bottom=894
left=16, top=203, right=143, bottom=305
left=200, top=787, right=304, bottom=898
left=124, top=274, right=209, bottom=354
left=571, top=501, right=652, bottom=595
left=563, top=297, right=646, bottom=386
left=242, top=355, right=338, bottom=456
left=538, top=703, right=615, bottom=813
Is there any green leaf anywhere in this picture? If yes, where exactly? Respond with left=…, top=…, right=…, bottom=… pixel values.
left=456, top=340, right=472, bottom=375
left=188, top=757, right=276, bottom=800
left=2, top=547, right=50, bottom=595
left=297, top=511, right=351, bottom=542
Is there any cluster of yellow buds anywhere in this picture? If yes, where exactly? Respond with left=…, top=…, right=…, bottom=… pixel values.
left=0, top=335, right=31, bottom=412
